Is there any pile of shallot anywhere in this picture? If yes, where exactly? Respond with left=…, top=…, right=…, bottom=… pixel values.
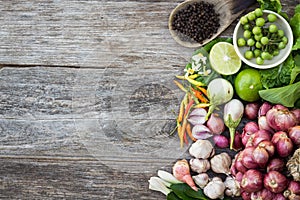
left=230, top=102, right=300, bottom=200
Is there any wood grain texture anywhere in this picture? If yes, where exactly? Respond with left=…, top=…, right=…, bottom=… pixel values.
left=0, top=0, right=298, bottom=199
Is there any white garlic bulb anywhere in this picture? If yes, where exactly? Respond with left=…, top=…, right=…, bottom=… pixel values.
left=224, top=176, right=241, bottom=197
left=190, top=158, right=210, bottom=173
left=204, top=177, right=225, bottom=199
left=210, top=152, right=231, bottom=174
left=192, top=173, right=209, bottom=189
left=189, top=139, right=215, bottom=159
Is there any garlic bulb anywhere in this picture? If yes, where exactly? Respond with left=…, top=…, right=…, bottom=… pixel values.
left=190, top=158, right=210, bottom=173
left=192, top=173, right=209, bottom=189
left=210, top=152, right=231, bottom=174
left=189, top=139, right=215, bottom=159
left=287, top=148, right=300, bottom=181
left=224, top=176, right=241, bottom=197
left=204, top=177, right=225, bottom=199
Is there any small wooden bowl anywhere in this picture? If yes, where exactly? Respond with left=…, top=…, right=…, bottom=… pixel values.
left=168, top=0, right=238, bottom=48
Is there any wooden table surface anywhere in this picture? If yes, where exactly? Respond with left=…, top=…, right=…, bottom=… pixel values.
left=0, top=0, right=298, bottom=199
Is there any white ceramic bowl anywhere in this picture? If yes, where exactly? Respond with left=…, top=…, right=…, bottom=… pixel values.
left=233, top=10, right=293, bottom=69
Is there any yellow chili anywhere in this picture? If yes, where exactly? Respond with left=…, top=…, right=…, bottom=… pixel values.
left=185, top=76, right=205, bottom=86
left=193, top=103, right=210, bottom=108
left=173, top=80, right=188, bottom=93
left=188, top=74, right=200, bottom=79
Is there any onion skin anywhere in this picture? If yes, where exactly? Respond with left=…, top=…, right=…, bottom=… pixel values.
left=207, top=113, right=225, bottom=134
left=251, top=188, right=275, bottom=200
left=245, top=102, right=260, bottom=120
left=288, top=126, right=300, bottom=146
left=253, top=146, right=269, bottom=168
left=241, top=147, right=259, bottom=169
left=241, top=169, right=263, bottom=193
left=258, top=102, right=273, bottom=117
left=267, top=158, right=285, bottom=172
left=264, top=171, right=288, bottom=193
left=266, top=108, right=297, bottom=131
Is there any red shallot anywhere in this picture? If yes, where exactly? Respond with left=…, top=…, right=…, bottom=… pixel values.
left=292, top=108, right=300, bottom=123
left=251, top=188, right=274, bottom=200
left=242, top=121, right=259, bottom=146
left=244, top=102, right=260, bottom=120
left=264, top=171, right=288, bottom=193
left=258, top=116, right=274, bottom=133
left=288, top=126, right=300, bottom=146
left=213, top=135, right=229, bottom=148
left=273, top=193, right=287, bottom=200
left=272, top=131, right=294, bottom=157
left=267, top=158, right=285, bottom=172
left=235, top=153, right=247, bottom=173
left=241, top=146, right=258, bottom=169
left=207, top=113, right=225, bottom=134
left=252, top=130, right=271, bottom=147
left=258, top=140, right=275, bottom=157
left=284, top=180, right=300, bottom=200
left=241, top=191, right=251, bottom=200
left=258, top=101, right=272, bottom=117
left=266, top=108, right=297, bottom=131
left=253, top=145, right=269, bottom=168
left=241, top=169, right=263, bottom=193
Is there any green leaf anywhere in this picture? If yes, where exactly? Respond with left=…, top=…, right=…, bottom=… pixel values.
left=170, top=183, right=209, bottom=200
left=257, top=0, right=282, bottom=13
left=290, top=12, right=300, bottom=39
left=292, top=38, right=300, bottom=50
left=167, top=191, right=182, bottom=200
left=290, top=55, right=300, bottom=84
left=295, top=4, right=300, bottom=14
left=259, top=81, right=300, bottom=107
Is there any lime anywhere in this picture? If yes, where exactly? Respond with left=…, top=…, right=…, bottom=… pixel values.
left=234, top=68, right=263, bottom=102
left=209, top=42, right=242, bottom=75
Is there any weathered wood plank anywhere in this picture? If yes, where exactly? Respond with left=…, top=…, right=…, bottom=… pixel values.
left=0, top=0, right=298, bottom=68
left=0, top=66, right=189, bottom=173
left=0, top=158, right=165, bottom=199
left=0, top=0, right=192, bottom=68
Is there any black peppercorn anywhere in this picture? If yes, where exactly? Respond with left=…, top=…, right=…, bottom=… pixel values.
left=172, top=1, right=220, bottom=43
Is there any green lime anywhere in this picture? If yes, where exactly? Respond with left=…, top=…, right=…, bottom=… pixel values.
left=234, top=68, right=263, bottom=102
left=209, top=42, right=242, bottom=75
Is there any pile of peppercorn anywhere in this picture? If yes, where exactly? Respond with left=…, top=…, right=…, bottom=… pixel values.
left=171, top=1, right=220, bottom=43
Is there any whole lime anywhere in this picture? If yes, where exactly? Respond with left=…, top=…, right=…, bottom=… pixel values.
left=234, top=68, right=263, bottom=102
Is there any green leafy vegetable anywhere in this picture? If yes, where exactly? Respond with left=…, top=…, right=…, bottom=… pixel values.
left=259, top=55, right=295, bottom=89
left=257, top=0, right=282, bottom=13
left=259, top=81, right=300, bottom=107
left=167, top=191, right=182, bottom=200
left=170, top=183, right=209, bottom=200
left=290, top=5, right=300, bottom=39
